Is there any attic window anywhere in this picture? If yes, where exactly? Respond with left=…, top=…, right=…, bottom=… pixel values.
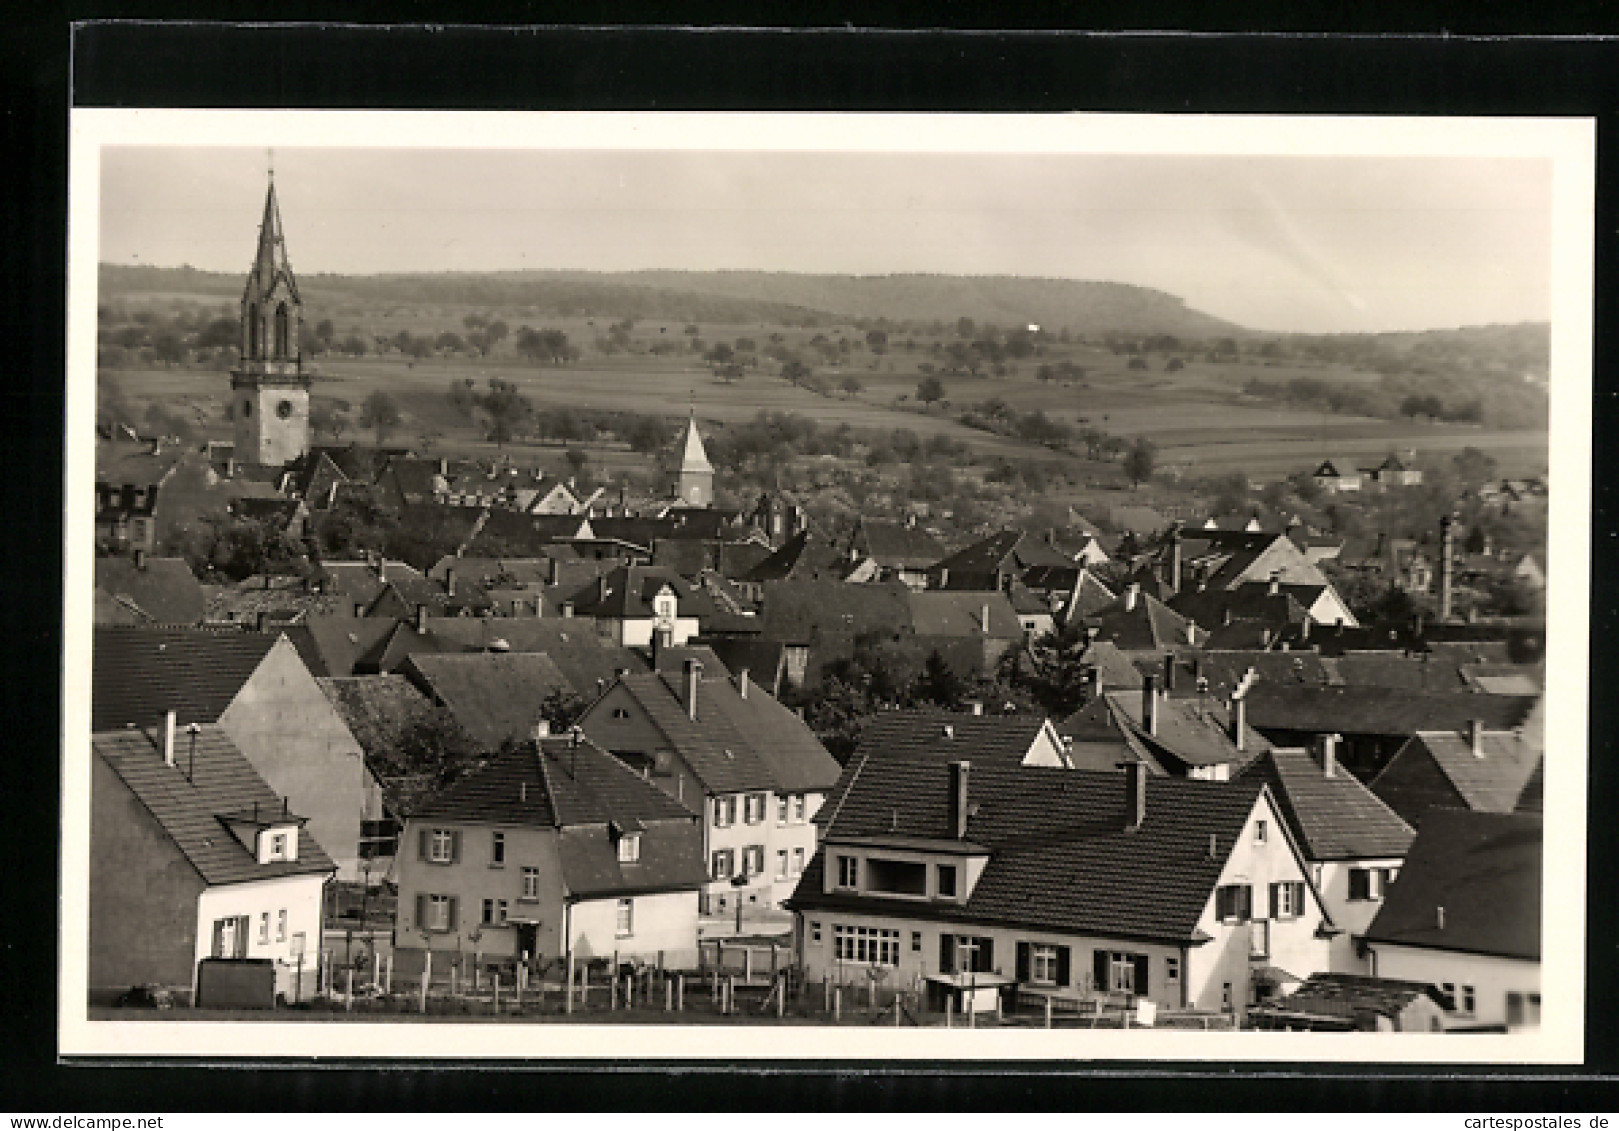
left=617, top=832, right=642, bottom=864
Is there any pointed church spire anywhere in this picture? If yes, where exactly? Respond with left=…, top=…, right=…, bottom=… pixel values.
left=247, top=175, right=299, bottom=305
left=680, top=409, right=713, bottom=475
left=676, top=410, right=714, bottom=508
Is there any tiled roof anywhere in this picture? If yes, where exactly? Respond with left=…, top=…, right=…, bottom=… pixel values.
left=851, top=519, right=945, bottom=570
left=1246, top=686, right=1538, bottom=739
left=854, top=710, right=1051, bottom=767
left=400, top=652, right=574, bottom=748
left=422, top=617, right=645, bottom=697
left=93, top=724, right=334, bottom=885
left=1237, top=747, right=1414, bottom=861
left=796, top=759, right=1274, bottom=945
left=1363, top=809, right=1541, bottom=962
left=695, top=638, right=790, bottom=695
left=93, top=626, right=280, bottom=730
left=563, top=565, right=717, bottom=621
left=758, top=579, right=913, bottom=646
left=1097, top=689, right=1269, bottom=771
left=741, top=531, right=845, bottom=584
left=1081, top=591, right=1203, bottom=652
left=1515, top=757, right=1544, bottom=814
left=94, top=557, right=206, bottom=625
left=651, top=645, right=731, bottom=678
left=1261, top=973, right=1447, bottom=1022
left=1169, top=586, right=1311, bottom=632
left=316, top=674, right=448, bottom=763
left=905, top=591, right=1023, bottom=639
left=1373, top=729, right=1542, bottom=819
left=294, top=614, right=399, bottom=678
left=611, top=671, right=840, bottom=795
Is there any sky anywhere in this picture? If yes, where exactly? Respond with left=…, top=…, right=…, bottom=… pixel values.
left=97, top=145, right=1554, bottom=334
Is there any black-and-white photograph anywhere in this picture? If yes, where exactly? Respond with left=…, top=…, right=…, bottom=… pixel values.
left=62, top=111, right=1591, bottom=1062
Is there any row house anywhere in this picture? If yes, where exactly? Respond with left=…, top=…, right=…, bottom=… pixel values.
left=91, top=721, right=334, bottom=1002
left=1363, top=808, right=1542, bottom=1031
left=1237, top=738, right=1416, bottom=972
left=578, top=660, right=842, bottom=916
left=787, top=757, right=1335, bottom=1022
left=394, top=733, right=707, bottom=974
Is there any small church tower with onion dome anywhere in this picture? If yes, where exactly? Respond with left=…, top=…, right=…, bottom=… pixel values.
left=675, top=409, right=714, bottom=508
left=230, top=168, right=311, bottom=467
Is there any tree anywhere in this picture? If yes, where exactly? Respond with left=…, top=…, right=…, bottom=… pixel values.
left=479, top=378, right=533, bottom=446
left=912, top=651, right=964, bottom=710
left=359, top=390, right=402, bottom=443
left=956, top=316, right=976, bottom=339
left=839, top=376, right=863, bottom=397
left=196, top=317, right=239, bottom=350
left=565, top=447, right=590, bottom=476
left=916, top=376, right=946, bottom=406
left=865, top=329, right=888, bottom=355
left=1452, top=446, right=1499, bottom=489
left=781, top=359, right=812, bottom=386
left=1124, top=437, right=1157, bottom=487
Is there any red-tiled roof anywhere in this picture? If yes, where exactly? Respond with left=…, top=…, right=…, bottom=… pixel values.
left=1238, top=747, right=1414, bottom=861
left=794, top=759, right=1275, bottom=945
left=94, top=724, right=334, bottom=885
left=1363, top=809, right=1540, bottom=962
left=93, top=626, right=280, bottom=731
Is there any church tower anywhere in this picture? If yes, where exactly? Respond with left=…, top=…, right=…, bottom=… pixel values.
left=675, top=410, right=714, bottom=508
left=230, top=173, right=310, bottom=468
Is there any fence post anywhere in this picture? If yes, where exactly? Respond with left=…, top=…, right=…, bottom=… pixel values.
left=665, top=976, right=673, bottom=1012
left=450, top=964, right=459, bottom=997
left=384, top=953, right=392, bottom=995
left=823, top=975, right=831, bottom=1013
left=744, top=947, right=752, bottom=983
left=372, top=949, right=381, bottom=994
left=677, top=973, right=685, bottom=1012
left=778, top=972, right=786, bottom=1018
left=582, top=963, right=591, bottom=1008
left=996, top=992, right=1003, bottom=1023
left=566, top=953, right=575, bottom=1015
left=494, top=973, right=501, bottom=1015
left=295, top=952, right=304, bottom=1004
left=1045, top=996, right=1052, bottom=1029
left=420, top=950, right=431, bottom=1014
left=625, top=973, right=634, bottom=1010
left=346, top=967, right=355, bottom=1012
left=610, top=968, right=619, bottom=1010
left=834, top=984, right=841, bottom=1022
left=946, top=996, right=952, bottom=1029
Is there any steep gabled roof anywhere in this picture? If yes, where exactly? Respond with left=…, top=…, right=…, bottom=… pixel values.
left=422, top=617, right=646, bottom=697
left=758, top=579, right=913, bottom=645
left=853, top=710, right=1054, bottom=768
left=400, top=652, right=574, bottom=749
left=905, top=591, right=1023, bottom=639
left=94, top=557, right=206, bottom=625
left=94, top=723, right=334, bottom=885
left=741, top=530, right=845, bottom=584
left=1375, top=729, right=1542, bottom=816
left=1082, top=590, right=1203, bottom=652
left=1363, top=808, right=1541, bottom=962
left=1096, top=688, right=1269, bottom=771
left=797, top=759, right=1278, bottom=945
left=93, top=626, right=281, bottom=730
left=851, top=518, right=946, bottom=570
left=1238, top=747, right=1414, bottom=861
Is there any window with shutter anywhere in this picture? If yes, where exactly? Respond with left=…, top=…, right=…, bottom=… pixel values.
left=939, top=933, right=955, bottom=974
left=1016, top=941, right=1032, bottom=983
left=1267, top=882, right=1279, bottom=920
left=450, top=831, right=461, bottom=864
left=1133, top=954, right=1149, bottom=997
left=419, top=827, right=431, bottom=859
left=1093, top=949, right=1109, bottom=992
left=979, top=938, right=994, bottom=973
left=447, top=897, right=458, bottom=931
left=1055, top=946, right=1071, bottom=987
left=415, top=894, right=427, bottom=930
left=1348, top=868, right=1371, bottom=901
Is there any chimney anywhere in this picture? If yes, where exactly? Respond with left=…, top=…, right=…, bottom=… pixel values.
left=354, top=602, right=366, bottom=618
left=520, top=781, right=528, bottom=803
left=1320, top=732, right=1339, bottom=777
left=1268, top=570, right=1281, bottom=597
left=548, top=557, right=562, bottom=586
left=938, top=567, right=949, bottom=588
left=738, top=668, right=750, bottom=700
left=685, top=658, right=703, bottom=721
left=226, top=456, right=237, bottom=479
left=968, top=699, right=983, bottom=717
left=533, top=719, right=550, bottom=740
left=133, top=547, right=148, bottom=570
left=1438, top=515, right=1456, bottom=622
left=1231, top=693, right=1247, bottom=753
left=949, top=760, right=971, bottom=839
left=1468, top=718, right=1484, bottom=756
left=1122, top=759, right=1148, bottom=832
left=162, top=710, right=177, bottom=767
left=445, top=569, right=456, bottom=598
left=1163, top=653, right=1176, bottom=694
left=1125, top=581, right=1140, bottom=612
left=1300, top=616, right=1311, bottom=641
left=438, top=456, right=448, bottom=476
left=942, top=723, right=954, bottom=740
left=1142, top=673, right=1158, bottom=736
left=1435, top=905, right=1446, bottom=931
left=1207, top=832, right=1218, bottom=861
left=561, top=601, right=574, bottom=619
left=1169, top=525, right=1183, bottom=594
left=416, top=604, right=429, bottom=634
left=598, top=574, right=608, bottom=603
left=377, top=556, right=387, bottom=583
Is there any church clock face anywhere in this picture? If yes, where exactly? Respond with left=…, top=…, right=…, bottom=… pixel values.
left=277, top=399, right=294, bottom=419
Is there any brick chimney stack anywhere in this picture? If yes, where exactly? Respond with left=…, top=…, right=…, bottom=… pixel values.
left=1122, top=759, right=1148, bottom=832
left=684, top=658, right=703, bottom=721
left=1142, top=673, right=1158, bottom=736
left=949, top=760, right=971, bottom=839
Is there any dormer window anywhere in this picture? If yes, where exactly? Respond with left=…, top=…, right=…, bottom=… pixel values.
left=617, top=832, right=642, bottom=864
left=257, top=824, right=298, bottom=864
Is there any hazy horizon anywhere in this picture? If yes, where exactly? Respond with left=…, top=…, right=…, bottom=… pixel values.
left=99, top=146, right=1554, bottom=336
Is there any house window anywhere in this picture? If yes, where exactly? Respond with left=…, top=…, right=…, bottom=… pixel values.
left=617, top=833, right=641, bottom=864
left=833, top=925, right=900, bottom=966
left=793, top=794, right=807, bottom=823
left=1440, top=981, right=1456, bottom=1009
left=521, top=867, right=540, bottom=901
left=936, top=863, right=958, bottom=899
left=212, top=916, right=249, bottom=959
left=793, top=847, right=805, bottom=875
left=835, top=855, right=859, bottom=889
left=776, top=849, right=790, bottom=880
left=1254, top=820, right=1268, bottom=844
left=1222, top=982, right=1233, bottom=1011
left=1348, top=866, right=1398, bottom=901
left=1270, top=880, right=1306, bottom=920
left=745, top=793, right=767, bottom=825
left=269, top=832, right=289, bottom=860
left=911, top=931, right=922, bottom=953
left=1216, top=884, right=1253, bottom=923
left=276, top=909, right=287, bottom=943
left=778, top=795, right=790, bottom=825
left=714, top=796, right=737, bottom=828
left=1460, top=985, right=1476, bottom=1015
left=1099, top=951, right=1148, bottom=995
left=426, top=828, right=456, bottom=864
left=290, top=932, right=306, bottom=959
left=258, top=912, right=270, bottom=945
left=616, top=898, right=634, bottom=937
left=1030, top=945, right=1061, bottom=986
left=481, top=898, right=509, bottom=926
left=710, top=849, right=735, bottom=881
left=611, top=707, right=631, bottom=719
left=810, top=921, right=822, bottom=944
left=1165, top=956, right=1180, bottom=982
left=866, top=857, right=927, bottom=896
left=744, top=845, right=765, bottom=876
left=426, top=895, right=454, bottom=932
left=491, top=832, right=505, bottom=866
